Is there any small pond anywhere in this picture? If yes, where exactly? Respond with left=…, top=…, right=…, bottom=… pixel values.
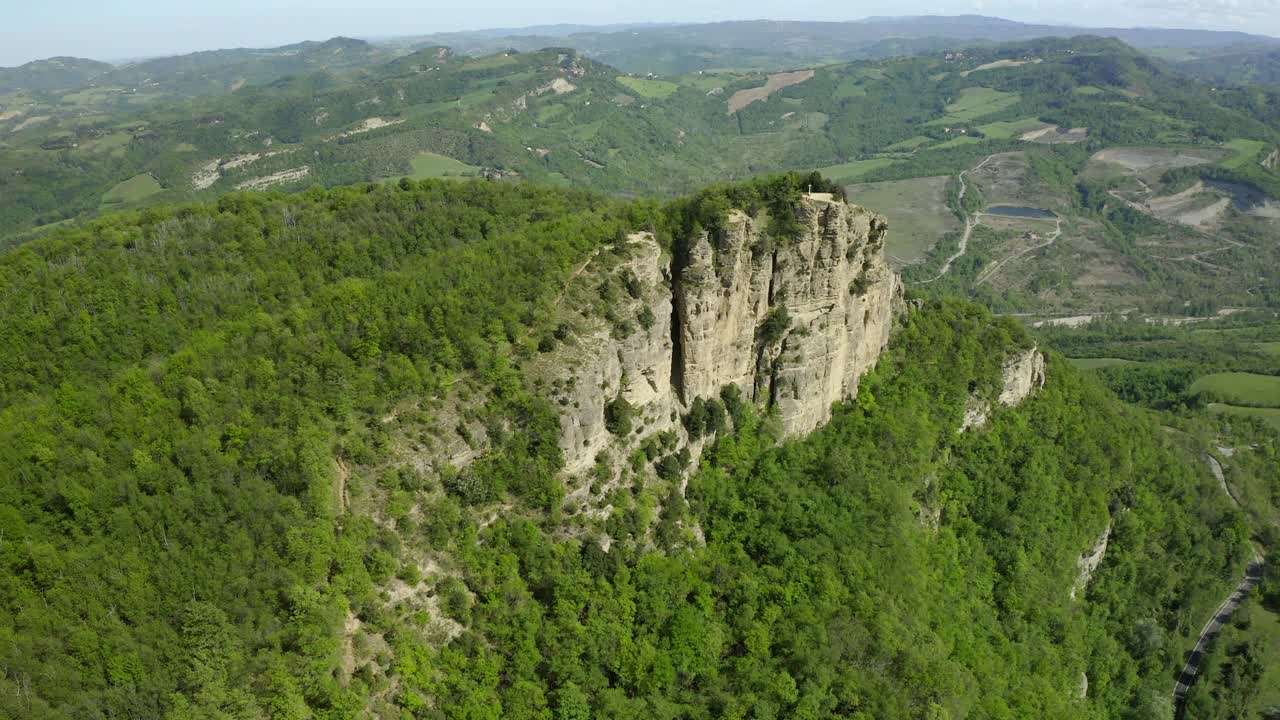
left=986, top=205, right=1057, bottom=219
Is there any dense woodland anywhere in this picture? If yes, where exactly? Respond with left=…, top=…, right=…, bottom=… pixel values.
left=0, top=177, right=1251, bottom=718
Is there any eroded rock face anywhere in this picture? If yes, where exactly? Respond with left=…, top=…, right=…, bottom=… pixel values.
left=676, top=196, right=902, bottom=436
left=675, top=210, right=771, bottom=406
left=962, top=346, right=1047, bottom=432
left=1071, top=521, right=1112, bottom=601
left=549, top=235, right=680, bottom=476
left=998, top=347, right=1047, bottom=407
left=546, top=195, right=903, bottom=476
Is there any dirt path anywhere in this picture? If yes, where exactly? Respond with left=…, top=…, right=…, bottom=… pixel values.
left=912, top=154, right=998, bottom=285
left=1110, top=183, right=1245, bottom=267
left=974, top=216, right=1062, bottom=286
left=1173, top=455, right=1266, bottom=703
left=551, top=247, right=603, bottom=308
left=334, top=457, right=351, bottom=514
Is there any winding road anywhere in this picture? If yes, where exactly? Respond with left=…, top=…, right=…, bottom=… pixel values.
left=912, top=154, right=998, bottom=285
left=1173, top=455, right=1267, bottom=703
left=974, top=216, right=1063, bottom=287
left=1109, top=183, right=1245, bottom=270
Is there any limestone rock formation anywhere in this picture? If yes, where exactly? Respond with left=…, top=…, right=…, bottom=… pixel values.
left=675, top=195, right=902, bottom=437
left=1072, top=522, right=1112, bottom=600
left=540, top=234, right=681, bottom=477
left=541, top=195, right=903, bottom=479
left=962, top=346, right=1047, bottom=431
left=998, top=346, right=1047, bottom=407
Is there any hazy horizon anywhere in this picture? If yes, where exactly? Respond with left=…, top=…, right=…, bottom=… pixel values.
left=4, top=2, right=1280, bottom=67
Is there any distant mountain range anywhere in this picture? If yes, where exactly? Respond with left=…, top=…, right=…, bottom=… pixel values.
left=393, top=15, right=1280, bottom=74
left=6, top=15, right=1280, bottom=91
left=0, top=37, right=390, bottom=96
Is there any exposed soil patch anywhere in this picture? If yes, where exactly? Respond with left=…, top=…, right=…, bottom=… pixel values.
left=191, top=151, right=289, bottom=190
left=541, top=77, right=577, bottom=95
left=1091, top=147, right=1221, bottom=173
left=961, top=58, right=1041, bottom=77
left=235, top=166, right=310, bottom=190
left=1021, top=125, right=1088, bottom=144
left=335, top=117, right=405, bottom=140
left=727, top=69, right=815, bottom=113
left=11, top=115, right=50, bottom=132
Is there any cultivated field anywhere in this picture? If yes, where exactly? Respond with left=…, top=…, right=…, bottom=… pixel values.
left=1192, top=372, right=1280, bottom=407
left=101, top=173, right=162, bottom=205
left=410, top=152, right=481, bottom=179
left=818, top=158, right=899, bottom=183
left=960, top=58, right=1041, bottom=77
left=1208, top=403, right=1280, bottom=431
left=1221, top=138, right=1267, bottom=169
left=926, top=87, right=1020, bottom=125
left=845, top=176, right=960, bottom=266
left=617, top=76, right=679, bottom=98
left=727, top=69, right=815, bottom=113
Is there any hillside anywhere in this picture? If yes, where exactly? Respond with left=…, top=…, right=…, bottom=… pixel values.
left=4, top=35, right=1279, bottom=328
left=0, top=175, right=1250, bottom=718
left=0, top=56, right=113, bottom=94
left=1178, top=46, right=1280, bottom=89
left=403, top=16, right=1280, bottom=74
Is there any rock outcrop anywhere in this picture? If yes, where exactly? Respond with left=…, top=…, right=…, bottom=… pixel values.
left=540, top=195, right=903, bottom=478
left=1071, top=521, right=1112, bottom=600
left=962, top=346, right=1047, bottom=431
left=998, top=347, right=1047, bottom=407
left=548, top=236, right=681, bottom=476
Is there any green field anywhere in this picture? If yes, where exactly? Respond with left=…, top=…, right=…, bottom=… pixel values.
left=409, top=152, right=481, bottom=179
left=460, top=54, right=519, bottom=71
left=1192, top=372, right=1280, bottom=406
left=79, top=132, right=132, bottom=156
left=927, top=87, right=1020, bottom=125
left=845, top=176, right=959, bottom=264
left=1208, top=403, right=1280, bottom=430
left=883, top=135, right=932, bottom=151
left=616, top=76, right=679, bottom=98
left=818, top=158, right=899, bottom=182
left=676, top=73, right=729, bottom=91
left=977, top=117, right=1048, bottom=140
left=101, top=173, right=162, bottom=205
left=934, top=135, right=983, bottom=150
left=1069, top=357, right=1140, bottom=369
left=1221, top=138, right=1267, bottom=169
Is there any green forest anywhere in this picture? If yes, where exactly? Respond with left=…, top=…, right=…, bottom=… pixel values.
left=0, top=176, right=1252, bottom=718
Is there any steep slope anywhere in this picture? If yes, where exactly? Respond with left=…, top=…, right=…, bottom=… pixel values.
left=0, top=174, right=1250, bottom=719
left=531, top=188, right=900, bottom=482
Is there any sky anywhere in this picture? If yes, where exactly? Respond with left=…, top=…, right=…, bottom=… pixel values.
left=3, top=0, right=1280, bottom=66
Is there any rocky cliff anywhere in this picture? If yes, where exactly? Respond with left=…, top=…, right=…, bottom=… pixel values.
left=537, top=194, right=903, bottom=481
left=962, top=346, right=1047, bottom=431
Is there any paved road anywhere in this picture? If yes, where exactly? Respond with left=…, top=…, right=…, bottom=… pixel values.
left=1173, top=455, right=1267, bottom=702
left=913, top=154, right=998, bottom=285
left=1174, top=560, right=1265, bottom=698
